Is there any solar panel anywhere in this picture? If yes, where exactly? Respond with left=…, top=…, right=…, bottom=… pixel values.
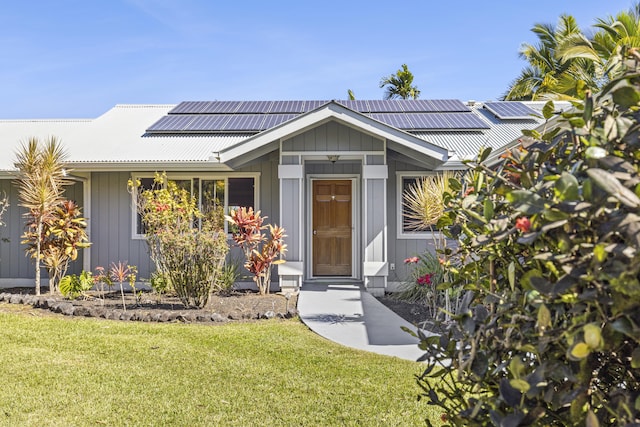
left=302, top=100, right=329, bottom=112
left=169, top=101, right=213, bottom=114
left=146, top=115, right=195, bottom=132
left=426, top=99, right=471, bottom=112
left=407, top=113, right=450, bottom=129
left=366, top=100, right=403, bottom=112
left=484, top=102, right=539, bottom=119
left=220, top=114, right=266, bottom=131
left=187, top=115, right=229, bottom=131
left=261, top=114, right=297, bottom=129
left=440, top=113, right=489, bottom=129
left=235, top=101, right=273, bottom=114
left=369, top=113, right=415, bottom=129
left=270, top=101, right=305, bottom=113
left=338, top=100, right=369, bottom=112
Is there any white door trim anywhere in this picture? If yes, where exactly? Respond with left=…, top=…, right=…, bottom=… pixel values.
left=306, top=175, right=360, bottom=281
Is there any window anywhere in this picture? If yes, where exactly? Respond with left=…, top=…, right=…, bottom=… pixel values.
left=132, top=174, right=258, bottom=238
left=396, top=172, right=442, bottom=239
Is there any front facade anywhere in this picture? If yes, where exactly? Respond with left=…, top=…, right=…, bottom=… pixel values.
left=0, top=99, right=563, bottom=294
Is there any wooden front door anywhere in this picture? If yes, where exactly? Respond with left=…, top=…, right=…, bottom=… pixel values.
left=313, top=180, right=352, bottom=276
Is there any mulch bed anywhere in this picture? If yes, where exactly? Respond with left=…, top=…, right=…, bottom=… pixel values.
left=0, top=287, right=298, bottom=323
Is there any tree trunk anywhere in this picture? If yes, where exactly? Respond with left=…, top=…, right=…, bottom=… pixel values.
left=35, top=221, right=42, bottom=296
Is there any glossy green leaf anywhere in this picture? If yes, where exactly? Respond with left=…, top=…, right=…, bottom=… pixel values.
left=508, top=261, right=515, bottom=292
left=587, top=168, right=640, bottom=208
left=613, top=86, right=640, bottom=109
left=507, top=190, right=546, bottom=214
left=510, top=378, right=531, bottom=393
left=593, top=244, right=607, bottom=263
left=483, top=199, right=494, bottom=221
left=585, top=410, right=599, bottom=427
left=542, top=100, right=555, bottom=120
left=569, top=342, right=591, bottom=360
left=554, top=172, right=579, bottom=201
left=585, top=146, right=607, bottom=160
left=538, top=304, right=551, bottom=331
left=584, top=324, right=602, bottom=349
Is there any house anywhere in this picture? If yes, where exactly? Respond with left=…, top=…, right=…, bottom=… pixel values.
left=0, top=99, right=565, bottom=294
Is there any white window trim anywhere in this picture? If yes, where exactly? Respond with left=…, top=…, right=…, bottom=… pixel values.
left=130, top=172, right=260, bottom=240
left=396, top=171, right=440, bottom=240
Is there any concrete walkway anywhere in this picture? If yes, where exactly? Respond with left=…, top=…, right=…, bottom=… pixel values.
left=297, top=283, right=436, bottom=361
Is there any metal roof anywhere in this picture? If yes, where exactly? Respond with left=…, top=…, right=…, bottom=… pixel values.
left=0, top=100, right=572, bottom=172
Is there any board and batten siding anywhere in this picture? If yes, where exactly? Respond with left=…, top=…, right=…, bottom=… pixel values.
left=386, top=158, right=435, bottom=285
left=282, top=121, right=384, bottom=152
left=87, top=156, right=279, bottom=281
left=90, top=172, right=152, bottom=278
left=0, top=179, right=84, bottom=281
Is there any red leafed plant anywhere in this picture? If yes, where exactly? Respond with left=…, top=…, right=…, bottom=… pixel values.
left=226, top=207, right=286, bottom=295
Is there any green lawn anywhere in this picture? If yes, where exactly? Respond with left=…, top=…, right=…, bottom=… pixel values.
left=0, top=305, right=438, bottom=426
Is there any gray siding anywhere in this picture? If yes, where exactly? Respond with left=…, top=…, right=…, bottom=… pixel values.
left=90, top=172, right=151, bottom=277
left=0, top=179, right=84, bottom=280
left=87, top=154, right=280, bottom=280
left=282, top=122, right=383, bottom=152
left=386, top=158, right=433, bottom=284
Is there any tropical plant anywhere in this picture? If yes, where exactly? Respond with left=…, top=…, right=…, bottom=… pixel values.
left=14, top=137, right=68, bottom=295
left=402, top=171, right=457, bottom=235
left=504, top=15, right=595, bottom=101
left=0, top=192, right=7, bottom=227
left=412, top=50, right=640, bottom=426
left=129, top=173, right=229, bottom=308
left=59, top=270, right=94, bottom=300
left=347, top=89, right=356, bottom=100
left=217, top=260, right=242, bottom=294
left=109, top=262, right=136, bottom=312
left=23, top=200, right=90, bottom=293
left=559, top=3, right=640, bottom=91
left=379, top=64, right=420, bottom=100
left=153, top=225, right=228, bottom=308
left=93, top=266, right=112, bottom=305
left=226, top=207, right=286, bottom=295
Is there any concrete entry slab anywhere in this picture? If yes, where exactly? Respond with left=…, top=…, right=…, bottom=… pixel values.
left=297, top=282, right=436, bottom=361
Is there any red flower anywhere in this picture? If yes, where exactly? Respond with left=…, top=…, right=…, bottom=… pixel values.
left=463, top=186, right=475, bottom=197
left=515, top=216, right=531, bottom=232
left=440, top=413, right=448, bottom=422
left=417, top=273, right=432, bottom=286
left=404, top=256, right=419, bottom=264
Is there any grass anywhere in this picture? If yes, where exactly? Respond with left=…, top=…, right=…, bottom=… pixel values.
left=0, top=305, right=440, bottom=426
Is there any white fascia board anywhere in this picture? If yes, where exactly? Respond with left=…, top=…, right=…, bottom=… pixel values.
left=66, top=161, right=233, bottom=172
left=219, top=102, right=449, bottom=163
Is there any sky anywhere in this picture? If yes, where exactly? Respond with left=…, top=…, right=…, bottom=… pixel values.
left=0, top=0, right=634, bottom=118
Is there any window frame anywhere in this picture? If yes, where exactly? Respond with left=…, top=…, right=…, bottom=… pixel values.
left=396, top=171, right=440, bottom=240
left=130, top=172, right=260, bottom=239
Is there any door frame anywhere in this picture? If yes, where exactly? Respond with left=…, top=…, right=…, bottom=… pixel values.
left=306, top=175, right=360, bottom=280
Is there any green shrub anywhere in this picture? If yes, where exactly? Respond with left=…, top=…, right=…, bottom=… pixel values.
left=129, top=173, right=229, bottom=308
left=154, top=225, right=228, bottom=308
left=59, top=270, right=94, bottom=300
left=414, top=51, right=640, bottom=425
left=216, top=260, right=242, bottom=294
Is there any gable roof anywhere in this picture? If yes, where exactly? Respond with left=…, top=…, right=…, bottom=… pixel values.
left=0, top=99, right=571, bottom=173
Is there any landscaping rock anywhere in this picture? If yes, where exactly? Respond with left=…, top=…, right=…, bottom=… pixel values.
left=177, top=312, right=196, bottom=323
left=53, top=302, right=75, bottom=316
left=262, top=310, right=276, bottom=319
left=89, top=307, right=107, bottom=318
left=119, top=311, right=134, bottom=321
left=73, top=306, right=91, bottom=317
left=9, top=295, right=23, bottom=304
left=211, top=313, right=227, bottom=322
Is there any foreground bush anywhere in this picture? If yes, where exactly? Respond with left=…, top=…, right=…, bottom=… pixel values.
left=129, top=174, right=228, bottom=308
left=415, top=51, right=640, bottom=425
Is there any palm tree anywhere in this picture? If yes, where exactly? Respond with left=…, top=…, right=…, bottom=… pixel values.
left=558, top=3, right=640, bottom=90
left=379, top=64, right=420, bottom=99
left=504, top=15, right=594, bottom=100
left=14, top=137, right=68, bottom=295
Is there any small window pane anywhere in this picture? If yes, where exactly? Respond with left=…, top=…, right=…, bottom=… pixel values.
left=228, top=177, right=255, bottom=212
left=136, top=177, right=156, bottom=235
